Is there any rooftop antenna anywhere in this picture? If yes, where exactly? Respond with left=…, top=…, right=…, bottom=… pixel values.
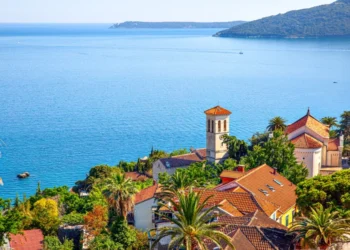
left=307, top=107, right=310, bottom=115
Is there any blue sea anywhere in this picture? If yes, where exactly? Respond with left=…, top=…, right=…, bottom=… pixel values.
left=0, top=23, right=349, bottom=200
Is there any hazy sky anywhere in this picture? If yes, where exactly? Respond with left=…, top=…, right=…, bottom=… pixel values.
left=2, top=0, right=335, bottom=23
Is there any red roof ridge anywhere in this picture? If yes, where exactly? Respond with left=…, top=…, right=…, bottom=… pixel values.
left=204, top=106, right=232, bottom=116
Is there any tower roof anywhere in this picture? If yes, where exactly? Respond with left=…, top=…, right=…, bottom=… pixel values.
left=204, top=106, right=232, bottom=116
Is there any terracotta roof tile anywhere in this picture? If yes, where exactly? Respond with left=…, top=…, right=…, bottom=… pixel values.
left=238, top=226, right=277, bottom=249
left=291, top=133, right=323, bottom=149
left=125, top=172, right=150, bottom=181
left=204, top=106, right=232, bottom=116
left=135, top=183, right=158, bottom=204
left=219, top=200, right=244, bottom=217
left=328, top=137, right=340, bottom=151
left=159, top=148, right=206, bottom=168
left=220, top=170, right=246, bottom=179
left=245, top=210, right=287, bottom=230
left=286, top=112, right=329, bottom=138
left=10, top=229, right=44, bottom=250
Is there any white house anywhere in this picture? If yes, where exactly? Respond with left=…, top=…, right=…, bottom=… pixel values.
left=287, top=109, right=344, bottom=177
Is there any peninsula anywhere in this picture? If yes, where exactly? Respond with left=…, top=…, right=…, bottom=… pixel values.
left=110, top=21, right=245, bottom=29
left=214, top=0, right=350, bottom=38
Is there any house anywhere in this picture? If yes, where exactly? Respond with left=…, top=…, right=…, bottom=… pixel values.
left=131, top=183, right=159, bottom=231
left=152, top=148, right=206, bottom=181
left=215, top=164, right=297, bottom=227
left=286, top=109, right=344, bottom=177
left=152, top=105, right=232, bottom=180
left=8, top=229, right=44, bottom=250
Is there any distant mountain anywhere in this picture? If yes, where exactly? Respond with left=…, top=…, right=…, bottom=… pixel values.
left=110, top=21, right=246, bottom=29
left=214, top=0, right=350, bottom=38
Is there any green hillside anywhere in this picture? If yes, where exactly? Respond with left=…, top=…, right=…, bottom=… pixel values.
left=214, top=0, right=350, bottom=38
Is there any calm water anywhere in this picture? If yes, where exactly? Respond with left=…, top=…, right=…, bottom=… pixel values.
left=0, top=24, right=349, bottom=200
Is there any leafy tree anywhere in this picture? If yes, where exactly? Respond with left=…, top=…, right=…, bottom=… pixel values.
left=44, top=236, right=74, bottom=250
left=223, top=158, right=237, bottom=170
left=243, top=130, right=307, bottom=184
left=133, top=229, right=149, bottom=250
left=249, top=132, right=269, bottom=149
left=110, top=219, right=137, bottom=249
left=340, top=110, right=350, bottom=144
left=170, top=148, right=189, bottom=157
left=288, top=204, right=350, bottom=248
left=32, top=198, right=59, bottom=235
left=321, top=116, right=339, bottom=130
left=152, top=189, right=235, bottom=250
left=102, top=173, right=138, bottom=218
left=62, top=212, right=84, bottom=225
left=117, top=160, right=137, bottom=172
left=0, top=199, right=24, bottom=245
left=89, top=234, right=123, bottom=250
left=266, top=116, right=287, bottom=131
left=296, top=170, right=350, bottom=214
left=222, top=134, right=248, bottom=162
left=84, top=205, right=108, bottom=236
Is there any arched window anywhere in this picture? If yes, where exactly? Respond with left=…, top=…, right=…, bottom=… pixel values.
left=207, top=119, right=210, bottom=132
left=218, top=120, right=221, bottom=132
left=211, top=120, right=214, bottom=133
left=224, top=120, right=227, bottom=131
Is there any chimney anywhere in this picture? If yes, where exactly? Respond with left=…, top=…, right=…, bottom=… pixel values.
left=236, top=165, right=245, bottom=173
left=340, top=132, right=344, bottom=147
left=273, top=167, right=277, bottom=175
left=153, top=179, right=156, bottom=185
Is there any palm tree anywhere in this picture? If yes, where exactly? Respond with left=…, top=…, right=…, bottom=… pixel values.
left=152, top=189, right=235, bottom=250
left=159, top=171, right=193, bottom=201
left=321, top=117, right=339, bottom=130
left=102, top=173, right=138, bottom=218
left=267, top=116, right=287, bottom=131
left=288, top=204, right=350, bottom=249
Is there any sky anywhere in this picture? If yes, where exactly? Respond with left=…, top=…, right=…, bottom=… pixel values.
left=2, top=0, right=335, bottom=23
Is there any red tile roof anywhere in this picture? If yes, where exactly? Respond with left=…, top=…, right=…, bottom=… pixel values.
left=135, top=183, right=158, bottom=204
left=290, top=133, right=323, bottom=149
left=219, top=200, right=244, bottom=217
left=9, top=229, right=44, bottom=250
left=286, top=111, right=329, bottom=138
left=125, top=172, right=150, bottom=181
left=159, top=148, right=206, bottom=169
left=220, top=170, right=246, bottom=179
left=328, top=137, right=340, bottom=151
left=219, top=164, right=296, bottom=215
left=204, top=106, right=232, bottom=116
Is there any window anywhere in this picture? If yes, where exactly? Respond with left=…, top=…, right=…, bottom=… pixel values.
left=211, top=120, right=214, bottom=133
left=272, top=212, right=276, bottom=220
left=207, top=119, right=210, bottom=132
left=218, top=121, right=221, bottom=132
left=285, top=215, right=289, bottom=226
left=224, top=120, right=227, bottom=131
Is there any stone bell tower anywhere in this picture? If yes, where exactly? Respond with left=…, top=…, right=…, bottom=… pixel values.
left=204, top=106, right=231, bottom=163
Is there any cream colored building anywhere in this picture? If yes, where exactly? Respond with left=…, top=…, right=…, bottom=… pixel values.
left=287, top=109, right=344, bottom=177
left=204, top=106, right=231, bottom=163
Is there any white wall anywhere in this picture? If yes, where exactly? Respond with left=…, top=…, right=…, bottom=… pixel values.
left=294, top=148, right=321, bottom=177
left=206, top=114, right=229, bottom=163
left=327, top=151, right=340, bottom=167
left=134, top=198, right=156, bottom=231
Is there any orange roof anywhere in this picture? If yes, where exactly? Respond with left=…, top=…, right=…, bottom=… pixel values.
left=235, top=164, right=296, bottom=214
left=135, top=183, right=158, bottom=204
left=291, top=133, right=323, bottom=149
left=286, top=111, right=329, bottom=138
left=220, top=170, right=246, bottom=179
left=204, top=106, right=232, bottom=116
left=219, top=200, right=244, bottom=217
left=125, top=172, right=149, bottom=181
left=10, top=229, right=44, bottom=250
left=328, top=138, right=340, bottom=151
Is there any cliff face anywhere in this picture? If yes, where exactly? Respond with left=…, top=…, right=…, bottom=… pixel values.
left=214, top=0, right=350, bottom=38
left=110, top=21, right=246, bottom=29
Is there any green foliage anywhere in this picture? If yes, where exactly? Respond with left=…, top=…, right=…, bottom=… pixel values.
left=134, top=178, right=154, bottom=191
left=32, top=198, right=60, bottom=235
left=266, top=116, right=287, bottom=131
left=61, top=212, right=84, bottom=225
left=89, top=234, right=123, bottom=250
left=249, top=132, right=269, bottom=149
left=169, top=148, right=189, bottom=157
left=44, top=236, right=74, bottom=250
left=117, top=160, right=137, bottom=172
left=110, top=219, right=137, bottom=249
left=133, top=229, right=149, bottom=250
left=0, top=204, right=24, bottom=245
left=340, top=111, right=350, bottom=144
left=215, top=0, right=350, bottom=38
left=243, top=130, right=308, bottom=184
left=222, top=135, right=248, bottom=162
left=296, top=170, right=350, bottom=214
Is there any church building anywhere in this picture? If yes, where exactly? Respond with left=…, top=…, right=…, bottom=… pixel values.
left=152, top=105, right=230, bottom=180
left=286, top=109, right=344, bottom=177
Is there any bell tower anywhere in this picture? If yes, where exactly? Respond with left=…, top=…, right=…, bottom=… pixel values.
left=204, top=106, right=231, bottom=163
